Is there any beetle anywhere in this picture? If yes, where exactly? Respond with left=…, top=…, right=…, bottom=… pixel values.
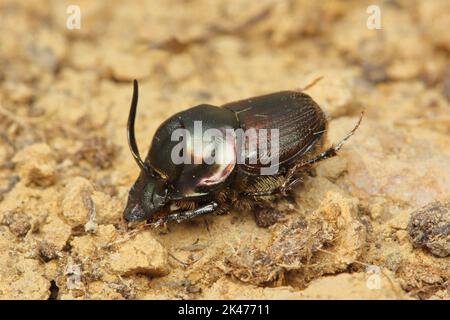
left=123, top=80, right=362, bottom=227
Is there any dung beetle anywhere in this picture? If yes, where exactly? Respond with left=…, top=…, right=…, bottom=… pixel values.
left=123, top=80, right=362, bottom=226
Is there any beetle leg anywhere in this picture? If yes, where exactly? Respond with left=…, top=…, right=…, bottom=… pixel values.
left=302, top=111, right=363, bottom=166
left=154, top=202, right=219, bottom=226
left=282, top=112, right=363, bottom=183
left=241, top=176, right=302, bottom=197
left=242, top=113, right=363, bottom=198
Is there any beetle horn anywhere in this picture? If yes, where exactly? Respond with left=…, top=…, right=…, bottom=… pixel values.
left=127, top=80, right=147, bottom=172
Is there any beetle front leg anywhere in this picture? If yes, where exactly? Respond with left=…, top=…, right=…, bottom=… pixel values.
left=154, top=202, right=219, bottom=226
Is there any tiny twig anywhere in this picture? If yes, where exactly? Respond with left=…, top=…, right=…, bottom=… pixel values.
left=301, top=76, right=324, bottom=91
left=83, top=195, right=97, bottom=233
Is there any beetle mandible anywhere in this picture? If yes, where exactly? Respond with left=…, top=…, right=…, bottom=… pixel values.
left=123, top=80, right=362, bottom=227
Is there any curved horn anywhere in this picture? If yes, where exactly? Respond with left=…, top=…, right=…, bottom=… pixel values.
left=127, top=80, right=147, bottom=172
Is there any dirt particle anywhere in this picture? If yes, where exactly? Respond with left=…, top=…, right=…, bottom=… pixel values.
left=384, top=252, right=403, bottom=272
left=222, top=246, right=282, bottom=286
left=91, top=191, right=122, bottom=225
left=0, top=256, right=50, bottom=299
left=224, top=192, right=366, bottom=287
left=1, top=210, right=31, bottom=237
left=398, top=261, right=448, bottom=299
left=73, top=136, right=120, bottom=169
left=108, top=232, right=169, bottom=277
left=12, top=143, right=56, bottom=187
left=253, top=207, right=285, bottom=228
left=39, top=215, right=72, bottom=252
left=408, top=200, right=450, bottom=258
left=62, top=177, right=94, bottom=227
left=39, top=240, right=60, bottom=262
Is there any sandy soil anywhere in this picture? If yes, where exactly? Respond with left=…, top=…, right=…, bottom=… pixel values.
left=0, top=0, right=449, bottom=300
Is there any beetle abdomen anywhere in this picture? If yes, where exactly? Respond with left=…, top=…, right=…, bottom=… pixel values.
left=223, top=91, right=327, bottom=174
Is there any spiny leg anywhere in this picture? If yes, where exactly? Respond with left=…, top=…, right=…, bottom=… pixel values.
left=242, top=112, right=363, bottom=198
left=299, top=111, right=364, bottom=166
left=154, top=202, right=218, bottom=226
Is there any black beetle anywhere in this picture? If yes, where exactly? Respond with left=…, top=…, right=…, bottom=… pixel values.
left=123, top=80, right=362, bottom=226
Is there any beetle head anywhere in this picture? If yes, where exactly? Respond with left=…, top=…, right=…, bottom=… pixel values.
left=124, top=80, right=168, bottom=222
left=124, top=80, right=238, bottom=221
left=123, top=170, right=168, bottom=221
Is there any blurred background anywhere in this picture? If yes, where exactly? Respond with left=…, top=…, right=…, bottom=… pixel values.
left=0, top=0, right=448, bottom=300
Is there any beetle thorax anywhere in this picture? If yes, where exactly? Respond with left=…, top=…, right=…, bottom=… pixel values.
left=147, top=104, right=239, bottom=199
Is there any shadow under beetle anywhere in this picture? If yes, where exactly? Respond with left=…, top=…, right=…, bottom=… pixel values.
left=123, top=80, right=362, bottom=227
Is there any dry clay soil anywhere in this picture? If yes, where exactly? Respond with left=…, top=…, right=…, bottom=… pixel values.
left=0, top=0, right=449, bottom=299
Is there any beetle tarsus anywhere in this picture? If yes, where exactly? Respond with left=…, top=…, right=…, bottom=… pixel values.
left=303, top=111, right=364, bottom=167
left=154, top=202, right=219, bottom=226
left=334, top=111, right=364, bottom=152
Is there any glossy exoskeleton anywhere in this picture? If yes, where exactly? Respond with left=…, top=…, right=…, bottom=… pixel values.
left=123, top=80, right=362, bottom=227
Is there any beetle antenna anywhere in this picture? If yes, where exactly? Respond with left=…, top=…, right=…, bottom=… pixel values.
left=127, top=80, right=147, bottom=172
